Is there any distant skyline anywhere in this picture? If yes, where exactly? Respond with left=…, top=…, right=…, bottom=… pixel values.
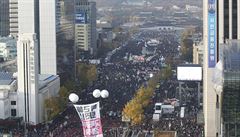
left=96, top=0, right=202, bottom=7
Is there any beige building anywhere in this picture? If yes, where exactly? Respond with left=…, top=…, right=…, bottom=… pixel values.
left=193, top=41, right=204, bottom=65
left=75, top=24, right=90, bottom=51
left=203, top=0, right=240, bottom=136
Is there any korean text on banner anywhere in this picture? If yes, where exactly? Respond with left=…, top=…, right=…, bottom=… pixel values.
left=74, top=102, right=103, bottom=137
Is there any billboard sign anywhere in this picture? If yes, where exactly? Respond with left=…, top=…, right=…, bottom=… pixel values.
left=177, top=66, right=202, bottom=81
left=74, top=102, right=103, bottom=137
left=75, top=12, right=87, bottom=24
left=208, top=0, right=217, bottom=68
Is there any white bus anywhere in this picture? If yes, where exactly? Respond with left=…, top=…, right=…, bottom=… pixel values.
left=154, top=103, right=174, bottom=115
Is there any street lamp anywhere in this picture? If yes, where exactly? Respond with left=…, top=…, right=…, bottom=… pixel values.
left=69, top=90, right=109, bottom=103
left=92, top=89, right=109, bottom=99
left=69, top=93, right=79, bottom=103
left=68, top=90, right=109, bottom=136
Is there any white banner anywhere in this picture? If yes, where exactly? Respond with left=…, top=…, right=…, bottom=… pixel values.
left=74, top=102, right=103, bottom=137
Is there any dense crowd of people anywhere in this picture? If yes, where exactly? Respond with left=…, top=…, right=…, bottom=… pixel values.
left=3, top=30, right=204, bottom=137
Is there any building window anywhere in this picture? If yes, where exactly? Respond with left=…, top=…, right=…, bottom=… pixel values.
left=11, top=101, right=16, bottom=105
left=224, top=0, right=229, bottom=39
left=11, top=109, right=16, bottom=117
left=216, top=95, right=219, bottom=108
left=232, top=0, right=238, bottom=39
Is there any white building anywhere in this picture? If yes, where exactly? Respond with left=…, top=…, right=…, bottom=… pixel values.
left=17, top=0, right=60, bottom=125
left=39, top=0, right=57, bottom=75
left=0, top=36, right=17, bottom=61
left=0, top=72, right=17, bottom=119
left=0, top=72, right=60, bottom=124
left=10, top=0, right=58, bottom=75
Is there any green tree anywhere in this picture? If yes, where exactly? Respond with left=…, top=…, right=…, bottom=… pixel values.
left=180, top=29, right=194, bottom=62
left=180, top=38, right=193, bottom=62
left=76, top=63, right=98, bottom=89
left=44, top=97, right=63, bottom=121
left=87, top=65, right=97, bottom=82
left=59, top=86, right=69, bottom=101
left=64, top=80, right=75, bottom=90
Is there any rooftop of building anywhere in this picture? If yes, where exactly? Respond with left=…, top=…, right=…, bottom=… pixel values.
left=0, top=72, right=59, bottom=89
left=0, top=72, right=15, bottom=85
left=39, top=74, right=59, bottom=90
left=0, top=36, right=16, bottom=43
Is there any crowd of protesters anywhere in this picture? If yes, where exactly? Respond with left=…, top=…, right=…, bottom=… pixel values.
left=2, top=30, right=204, bottom=137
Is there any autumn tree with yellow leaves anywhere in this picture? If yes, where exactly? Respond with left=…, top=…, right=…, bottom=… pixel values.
left=123, top=73, right=161, bottom=125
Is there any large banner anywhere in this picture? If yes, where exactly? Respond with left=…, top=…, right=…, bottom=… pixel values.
left=75, top=12, right=87, bottom=24
left=74, top=102, right=103, bottom=137
left=208, top=0, right=217, bottom=68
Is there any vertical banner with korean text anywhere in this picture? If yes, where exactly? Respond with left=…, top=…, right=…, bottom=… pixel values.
left=208, top=0, right=217, bottom=68
left=74, top=102, right=103, bottom=137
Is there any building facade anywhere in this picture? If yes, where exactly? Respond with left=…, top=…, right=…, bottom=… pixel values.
left=0, top=72, right=60, bottom=124
left=17, top=33, right=40, bottom=124
left=193, top=41, right=204, bottom=65
left=0, top=0, right=10, bottom=37
left=17, top=0, right=60, bottom=125
left=203, top=0, right=240, bottom=136
left=0, top=36, right=17, bottom=61
left=9, top=0, right=18, bottom=38
left=75, top=0, right=97, bottom=59
left=219, top=40, right=240, bottom=137
left=39, top=0, right=57, bottom=75
left=11, top=0, right=57, bottom=75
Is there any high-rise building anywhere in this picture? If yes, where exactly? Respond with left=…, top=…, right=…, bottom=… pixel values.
left=17, top=0, right=60, bottom=125
left=9, top=0, right=57, bottom=75
left=39, top=0, right=57, bottom=75
left=75, top=0, right=97, bottom=59
left=17, top=0, right=40, bottom=124
left=218, top=40, right=240, bottom=137
left=9, top=0, right=18, bottom=38
left=203, top=0, right=240, bottom=136
left=17, top=33, right=40, bottom=124
left=0, top=0, right=9, bottom=37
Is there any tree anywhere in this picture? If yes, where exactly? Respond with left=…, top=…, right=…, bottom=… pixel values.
left=180, top=38, right=193, bottom=62
left=161, top=65, right=172, bottom=80
left=44, top=97, right=64, bottom=121
left=86, top=65, right=97, bottom=82
left=76, top=63, right=98, bottom=89
left=123, top=99, right=144, bottom=125
left=180, top=29, right=194, bottom=62
left=59, top=86, right=69, bottom=101
left=64, top=80, right=75, bottom=91
left=123, top=72, right=161, bottom=125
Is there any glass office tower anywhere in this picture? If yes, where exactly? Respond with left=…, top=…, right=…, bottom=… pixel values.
left=220, top=40, right=240, bottom=137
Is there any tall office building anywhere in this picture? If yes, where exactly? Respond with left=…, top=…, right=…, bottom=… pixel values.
left=203, top=0, right=240, bottom=136
left=75, top=0, right=97, bottom=59
left=0, top=0, right=9, bottom=37
left=17, top=0, right=40, bottom=124
left=9, top=0, right=57, bottom=75
left=39, top=0, right=57, bottom=75
left=9, top=0, right=18, bottom=38
left=218, top=40, right=240, bottom=137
